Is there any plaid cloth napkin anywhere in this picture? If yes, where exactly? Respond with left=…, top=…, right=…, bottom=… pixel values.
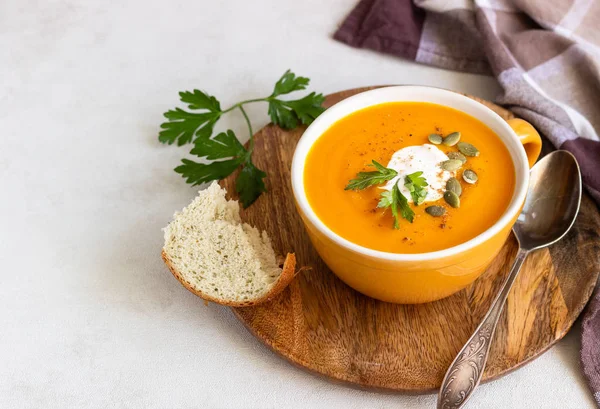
left=335, top=0, right=600, bottom=405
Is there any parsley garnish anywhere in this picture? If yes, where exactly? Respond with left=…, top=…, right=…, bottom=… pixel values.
left=404, top=171, right=428, bottom=205
left=346, top=160, right=421, bottom=228
left=345, top=160, right=398, bottom=190
left=378, top=181, right=415, bottom=229
left=377, top=190, right=393, bottom=209
left=159, top=70, right=325, bottom=207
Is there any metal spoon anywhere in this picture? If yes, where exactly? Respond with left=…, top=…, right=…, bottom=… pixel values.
left=437, top=150, right=582, bottom=409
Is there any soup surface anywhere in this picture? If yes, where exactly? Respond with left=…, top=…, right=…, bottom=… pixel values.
left=304, top=102, right=515, bottom=253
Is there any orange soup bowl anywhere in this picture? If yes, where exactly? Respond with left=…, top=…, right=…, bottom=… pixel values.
left=291, top=86, right=542, bottom=304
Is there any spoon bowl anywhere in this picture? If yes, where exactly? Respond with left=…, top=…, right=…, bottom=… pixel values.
left=514, top=150, right=582, bottom=251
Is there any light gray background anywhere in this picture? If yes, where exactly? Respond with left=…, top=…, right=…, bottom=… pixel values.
left=0, top=0, right=595, bottom=408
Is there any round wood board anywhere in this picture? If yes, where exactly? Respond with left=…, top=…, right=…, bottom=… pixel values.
left=220, top=87, right=600, bottom=393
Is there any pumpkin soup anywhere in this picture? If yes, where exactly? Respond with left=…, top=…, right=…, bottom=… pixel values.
left=303, top=102, right=515, bottom=253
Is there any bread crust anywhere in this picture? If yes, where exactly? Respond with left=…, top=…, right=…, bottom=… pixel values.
left=162, top=250, right=296, bottom=307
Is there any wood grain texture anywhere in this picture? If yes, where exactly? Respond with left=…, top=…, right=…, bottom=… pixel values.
left=219, top=87, right=600, bottom=393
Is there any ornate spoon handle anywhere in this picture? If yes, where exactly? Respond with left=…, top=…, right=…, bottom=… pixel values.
left=437, top=248, right=529, bottom=409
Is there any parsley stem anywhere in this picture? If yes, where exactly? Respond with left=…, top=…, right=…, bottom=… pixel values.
left=238, top=105, right=254, bottom=153
left=221, top=96, right=273, bottom=156
left=221, top=97, right=270, bottom=114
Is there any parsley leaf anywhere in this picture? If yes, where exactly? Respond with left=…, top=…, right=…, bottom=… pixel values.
left=267, top=99, right=300, bottom=129
left=179, top=90, right=221, bottom=111
left=175, top=158, right=242, bottom=186
left=281, top=92, right=326, bottom=125
left=190, top=129, right=246, bottom=160
left=378, top=181, right=415, bottom=229
left=175, top=130, right=247, bottom=186
left=404, top=171, right=428, bottom=205
left=405, top=171, right=428, bottom=189
left=345, top=160, right=398, bottom=190
left=179, top=130, right=267, bottom=207
left=159, top=90, right=222, bottom=146
left=236, top=162, right=267, bottom=208
left=268, top=92, right=326, bottom=129
left=267, top=70, right=325, bottom=129
left=378, top=190, right=393, bottom=209
left=271, top=70, right=310, bottom=96
left=396, top=183, right=415, bottom=224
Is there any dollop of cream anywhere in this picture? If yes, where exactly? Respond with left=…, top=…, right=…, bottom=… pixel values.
left=382, top=144, right=454, bottom=203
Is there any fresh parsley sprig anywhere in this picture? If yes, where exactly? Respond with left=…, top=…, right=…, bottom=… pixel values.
left=159, top=70, right=326, bottom=207
left=346, top=161, right=424, bottom=229
left=378, top=181, right=415, bottom=229
left=404, top=171, right=428, bottom=205
left=344, top=160, right=398, bottom=190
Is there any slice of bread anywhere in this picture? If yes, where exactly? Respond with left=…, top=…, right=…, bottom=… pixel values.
left=162, top=182, right=295, bottom=307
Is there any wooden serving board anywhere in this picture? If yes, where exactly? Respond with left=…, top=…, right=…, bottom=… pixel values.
left=220, top=87, right=600, bottom=393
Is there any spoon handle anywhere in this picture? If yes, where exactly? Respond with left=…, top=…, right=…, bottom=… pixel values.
left=437, top=248, right=529, bottom=409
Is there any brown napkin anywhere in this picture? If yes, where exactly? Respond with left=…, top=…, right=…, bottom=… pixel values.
left=335, top=0, right=600, bottom=405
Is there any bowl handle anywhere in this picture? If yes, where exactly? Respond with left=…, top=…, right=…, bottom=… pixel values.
left=507, top=118, right=542, bottom=168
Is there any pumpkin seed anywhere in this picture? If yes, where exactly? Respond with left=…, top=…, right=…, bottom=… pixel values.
left=447, top=151, right=467, bottom=164
left=441, top=159, right=463, bottom=171
left=457, top=142, right=480, bottom=157
left=463, top=169, right=478, bottom=184
left=444, top=191, right=460, bottom=208
left=428, top=134, right=443, bottom=145
left=443, top=132, right=461, bottom=146
left=425, top=205, right=446, bottom=217
left=446, top=177, right=462, bottom=196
